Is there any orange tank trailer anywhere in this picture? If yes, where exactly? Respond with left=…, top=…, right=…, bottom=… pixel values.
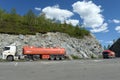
left=23, top=46, right=66, bottom=60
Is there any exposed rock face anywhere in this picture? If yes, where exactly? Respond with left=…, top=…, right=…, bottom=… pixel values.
left=0, top=32, right=103, bottom=59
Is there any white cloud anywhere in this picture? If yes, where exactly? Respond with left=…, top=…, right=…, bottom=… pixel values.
left=99, top=40, right=113, bottom=45
left=115, top=26, right=120, bottom=33
left=72, top=1, right=108, bottom=33
left=35, top=7, right=41, bottom=11
left=90, top=23, right=109, bottom=33
left=42, top=5, right=74, bottom=23
left=66, top=19, right=79, bottom=26
left=112, top=19, right=120, bottom=24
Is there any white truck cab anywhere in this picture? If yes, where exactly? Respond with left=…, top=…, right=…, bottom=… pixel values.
left=2, top=46, right=18, bottom=61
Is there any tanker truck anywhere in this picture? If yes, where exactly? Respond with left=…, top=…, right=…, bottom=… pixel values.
left=1, top=46, right=66, bottom=61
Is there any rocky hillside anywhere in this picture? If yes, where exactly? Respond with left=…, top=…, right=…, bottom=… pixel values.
left=0, top=32, right=103, bottom=59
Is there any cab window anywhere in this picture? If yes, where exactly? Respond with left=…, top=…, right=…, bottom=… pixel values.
left=4, top=47, right=10, bottom=51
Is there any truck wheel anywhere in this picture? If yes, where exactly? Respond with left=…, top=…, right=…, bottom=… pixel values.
left=55, top=56, right=60, bottom=60
left=60, top=56, right=65, bottom=60
left=50, top=55, right=55, bottom=60
left=25, top=55, right=31, bottom=61
left=7, top=55, right=14, bottom=61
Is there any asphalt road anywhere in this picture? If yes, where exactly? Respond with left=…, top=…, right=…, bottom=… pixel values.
left=0, top=59, right=120, bottom=80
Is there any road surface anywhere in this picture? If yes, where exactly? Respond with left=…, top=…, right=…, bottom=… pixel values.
left=0, top=59, right=120, bottom=80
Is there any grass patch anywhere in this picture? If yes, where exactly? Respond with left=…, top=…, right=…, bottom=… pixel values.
left=71, top=54, right=81, bottom=60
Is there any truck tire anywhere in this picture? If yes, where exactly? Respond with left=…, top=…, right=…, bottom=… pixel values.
left=25, top=56, right=30, bottom=61
left=55, top=56, right=60, bottom=60
left=7, top=55, right=14, bottom=61
left=25, top=55, right=33, bottom=61
left=60, top=56, right=65, bottom=60
left=50, top=55, right=55, bottom=60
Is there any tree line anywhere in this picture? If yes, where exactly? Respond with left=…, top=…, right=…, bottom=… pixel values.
left=0, top=8, right=90, bottom=38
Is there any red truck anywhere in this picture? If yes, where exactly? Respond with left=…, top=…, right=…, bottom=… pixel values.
left=102, top=50, right=115, bottom=59
left=2, top=46, right=66, bottom=61
left=103, top=38, right=120, bottom=58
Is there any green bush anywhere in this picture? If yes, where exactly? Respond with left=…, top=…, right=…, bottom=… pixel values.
left=71, top=54, right=81, bottom=59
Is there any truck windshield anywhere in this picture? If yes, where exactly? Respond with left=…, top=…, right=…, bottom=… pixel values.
left=4, top=47, right=10, bottom=51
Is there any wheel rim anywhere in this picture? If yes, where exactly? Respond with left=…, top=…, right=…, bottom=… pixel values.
left=7, top=56, right=13, bottom=61
left=50, top=55, right=55, bottom=60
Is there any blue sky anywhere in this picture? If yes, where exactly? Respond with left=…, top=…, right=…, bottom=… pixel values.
left=0, top=0, right=120, bottom=47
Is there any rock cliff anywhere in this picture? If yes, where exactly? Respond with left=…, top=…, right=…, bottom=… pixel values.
left=0, top=32, right=103, bottom=59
